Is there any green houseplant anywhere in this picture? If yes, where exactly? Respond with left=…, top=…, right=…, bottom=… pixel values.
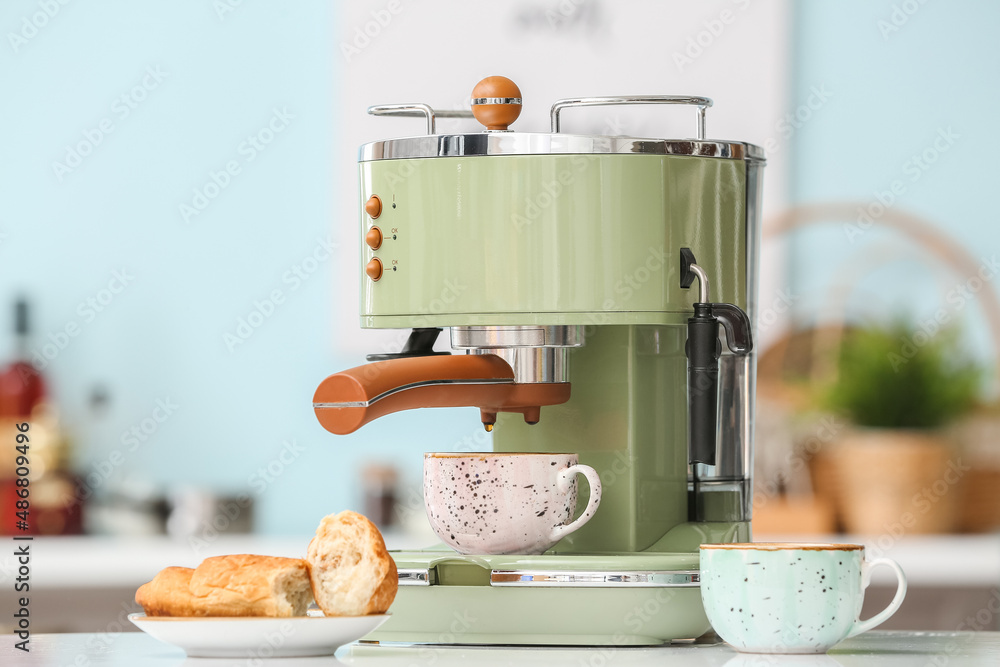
left=829, top=323, right=981, bottom=429
left=822, top=321, right=982, bottom=534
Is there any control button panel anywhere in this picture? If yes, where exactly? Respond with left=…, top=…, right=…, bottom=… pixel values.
left=365, top=226, right=383, bottom=250
left=365, top=257, right=383, bottom=282
left=365, top=195, right=382, bottom=219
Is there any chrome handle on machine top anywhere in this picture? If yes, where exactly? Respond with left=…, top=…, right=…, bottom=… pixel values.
left=549, top=95, right=713, bottom=138
left=367, top=104, right=474, bottom=135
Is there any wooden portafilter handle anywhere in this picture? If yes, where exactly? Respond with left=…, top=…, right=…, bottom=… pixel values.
left=313, top=354, right=570, bottom=435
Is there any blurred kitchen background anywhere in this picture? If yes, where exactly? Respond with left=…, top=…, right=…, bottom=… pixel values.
left=1, top=0, right=998, bottom=633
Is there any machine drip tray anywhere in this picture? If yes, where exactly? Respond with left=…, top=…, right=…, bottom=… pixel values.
left=365, top=549, right=711, bottom=646
left=393, top=550, right=702, bottom=589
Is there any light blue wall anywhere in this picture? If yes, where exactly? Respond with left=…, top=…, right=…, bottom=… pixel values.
left=0, top=1, right=482, bottom=534
left=6, top=1, right=998, bottom=537
left=789, top=0, right=1000, bottom=371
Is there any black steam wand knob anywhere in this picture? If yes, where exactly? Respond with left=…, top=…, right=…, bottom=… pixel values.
left=680, top=249, right=753, bottom=466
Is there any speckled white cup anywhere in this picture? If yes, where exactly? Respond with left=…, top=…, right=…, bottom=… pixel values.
left=423, top=452, right=602, bottom=555
left=700, top=543, right=907, bottom=654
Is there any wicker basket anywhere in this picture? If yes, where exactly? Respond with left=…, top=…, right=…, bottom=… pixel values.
left=822, top=430, right=958, bottom=535
left=952, top=411, right=1000, bottom=532
left=958, top=468, right=1000, bottom=532
left=760, top=204, right=1000, bottom=535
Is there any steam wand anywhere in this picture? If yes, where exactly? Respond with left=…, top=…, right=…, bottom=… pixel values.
left=679, top=249, right=753, bottom=467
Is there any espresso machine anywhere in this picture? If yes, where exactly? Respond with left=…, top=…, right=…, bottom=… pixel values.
left=314, top=77, right=764, bottom=645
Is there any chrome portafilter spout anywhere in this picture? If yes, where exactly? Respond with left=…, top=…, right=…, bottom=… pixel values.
left=451, top=325, right=584, bottom=429
left=680, top=249, right=753, bottom=467
left=450, top=325, right=583, bottom=379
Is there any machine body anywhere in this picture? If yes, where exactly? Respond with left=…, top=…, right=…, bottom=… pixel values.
left=314, top=83, right=764, bottom=644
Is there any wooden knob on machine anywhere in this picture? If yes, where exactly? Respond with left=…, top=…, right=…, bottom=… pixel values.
left=365, top=257, right=383, bottom=281
left=471, top=76, right=522, bottom=131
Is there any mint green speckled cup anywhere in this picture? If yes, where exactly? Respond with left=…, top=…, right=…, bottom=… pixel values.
left=700, top=543, right=907, bottom=654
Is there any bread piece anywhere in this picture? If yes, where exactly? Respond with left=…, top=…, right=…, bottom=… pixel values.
left=135, top=566, right=197, bottom=617
left=188, top=554, right=314, bottom=617
left=306, top=511, right=398, bottom=616
left=135, top=555, right=313, bottom=617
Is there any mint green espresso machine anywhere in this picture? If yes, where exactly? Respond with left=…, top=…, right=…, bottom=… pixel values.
left=313, top=77, right=765, bottom=645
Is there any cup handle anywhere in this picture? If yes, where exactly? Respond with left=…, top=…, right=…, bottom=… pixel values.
left=846, top=557, right=908, bottom=638
left=549, top=464, right=603, bottom=542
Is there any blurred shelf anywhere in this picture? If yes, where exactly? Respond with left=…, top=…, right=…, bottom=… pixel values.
left=4, top=531, right=998, bottom=591
left=754, top=533, right=1000, bottom=587
left=0, top=529, right=429, bottom=590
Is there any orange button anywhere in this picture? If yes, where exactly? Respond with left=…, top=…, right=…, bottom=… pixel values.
left=365, top=257, right=383, bottom=281
left=365, top=195, right=382, bottom=219
left=365, top=226, right=383, bottom=250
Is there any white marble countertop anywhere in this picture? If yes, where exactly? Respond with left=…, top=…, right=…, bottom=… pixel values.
left=2, top=631, right=998, bottom=666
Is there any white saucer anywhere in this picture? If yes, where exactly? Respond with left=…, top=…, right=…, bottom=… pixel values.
left=128, top=609, right=389, bottom=658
